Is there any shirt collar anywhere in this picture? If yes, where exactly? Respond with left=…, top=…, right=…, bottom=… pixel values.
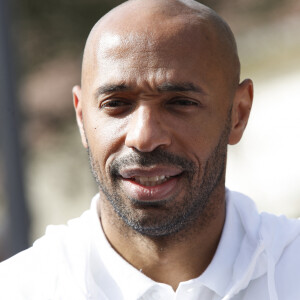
left=88, top=194, right=158, bottom=300
left=190, top=189, right=245, bottom=297
left=87, top=191, right=245, bottom=298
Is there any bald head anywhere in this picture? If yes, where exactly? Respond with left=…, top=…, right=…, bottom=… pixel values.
left=81, top=0, right=240, bottom=92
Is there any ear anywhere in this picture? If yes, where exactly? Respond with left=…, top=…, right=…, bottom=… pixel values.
left=73, top=85, right=88, bottom=148
left=228, top=79, right=253, bottom=145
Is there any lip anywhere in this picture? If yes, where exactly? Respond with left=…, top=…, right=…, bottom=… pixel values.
left=118, top=166, right=183, bottom=202
left=119, top=166, right=183, bottom=179
left=121, top=176, right=181, bottom=202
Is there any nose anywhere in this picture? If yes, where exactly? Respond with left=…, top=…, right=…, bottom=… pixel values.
left=125, top=105, right=171, bottom=152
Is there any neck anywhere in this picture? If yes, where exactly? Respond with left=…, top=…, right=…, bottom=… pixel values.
left=99, top=185, right=226, bottom=291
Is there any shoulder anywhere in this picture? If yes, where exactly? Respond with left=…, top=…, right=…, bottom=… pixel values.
left=0, top=209, right=94, bottom=299
left=275, top=233, right=300, bottom=298
left=259, top=213, right=300, bottom=297
left=0, top=224, right=68, bottom=299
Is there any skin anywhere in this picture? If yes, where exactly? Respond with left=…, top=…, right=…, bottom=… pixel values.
left=73, top=0, right=253, bottom=291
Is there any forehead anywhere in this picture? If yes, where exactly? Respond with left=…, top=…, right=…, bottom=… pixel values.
left=85, top=20, right=225, bottom=92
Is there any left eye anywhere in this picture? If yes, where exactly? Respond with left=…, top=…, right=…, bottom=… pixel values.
left=168, top=98, right=198, bottom=106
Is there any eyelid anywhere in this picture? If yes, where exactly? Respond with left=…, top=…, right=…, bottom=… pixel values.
left=167, top=97, right=201, bottom=106
left=99, top=97, right=132, bottom=109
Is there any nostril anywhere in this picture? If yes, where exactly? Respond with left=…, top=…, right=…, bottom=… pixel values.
left=125, top=127, right=171, bottom=152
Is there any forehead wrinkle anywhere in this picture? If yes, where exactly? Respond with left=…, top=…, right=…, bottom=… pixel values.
left=94, top=80, right=206, bottom=100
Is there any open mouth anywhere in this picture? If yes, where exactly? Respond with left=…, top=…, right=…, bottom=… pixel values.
left=120, top=174, right=182, bottom=201
left=131, top=175, right=172, bottom=186
left=117, top=166, right=184, bottom=200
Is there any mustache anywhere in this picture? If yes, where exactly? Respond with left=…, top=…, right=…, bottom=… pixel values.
left=110, top=148, right=196, bottom=177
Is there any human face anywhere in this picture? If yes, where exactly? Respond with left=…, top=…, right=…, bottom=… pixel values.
left=77, top=26, right=234, bottom=236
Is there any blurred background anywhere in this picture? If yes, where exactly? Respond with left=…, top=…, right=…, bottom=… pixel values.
left=0, top=0, right=299, bottom=261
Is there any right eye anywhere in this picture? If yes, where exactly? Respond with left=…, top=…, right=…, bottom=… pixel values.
left=99, top=99, right=132, bottom=115
left=100, top=99, right=130, bottom=108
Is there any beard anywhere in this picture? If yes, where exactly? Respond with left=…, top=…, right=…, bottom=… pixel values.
left=87, top=119, right=230, bottom=238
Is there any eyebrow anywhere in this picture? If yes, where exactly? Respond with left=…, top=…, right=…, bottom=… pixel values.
left=94, top=83, right=129, bottom=98
left=94, top=82, right=205, bottom=99
left=157, top=82, right=205, bottom=94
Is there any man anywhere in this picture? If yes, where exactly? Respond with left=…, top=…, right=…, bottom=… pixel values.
left=1, top=0, right=300, bottom=299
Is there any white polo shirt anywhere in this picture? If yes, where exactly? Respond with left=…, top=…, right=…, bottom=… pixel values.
left=80, top=192, right=244, bottom=300
left=1, top=190, right=300, bottom=299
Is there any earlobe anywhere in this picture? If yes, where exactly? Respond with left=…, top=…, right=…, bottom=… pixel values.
left=228, top=79, right=253, bottom=145
left=72, top=85, right=88, bottom=148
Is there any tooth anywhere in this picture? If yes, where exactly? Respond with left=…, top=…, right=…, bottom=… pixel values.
left=133, top=175, right=170, bottom=186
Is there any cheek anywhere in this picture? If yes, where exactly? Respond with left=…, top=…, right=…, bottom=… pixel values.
left=85, top=112, right=128, bottom=171
left=172, top=114, right=221, bottom=161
